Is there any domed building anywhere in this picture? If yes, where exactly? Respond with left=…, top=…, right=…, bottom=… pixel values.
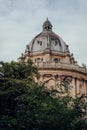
left=19, top=18, right=87, bottom=97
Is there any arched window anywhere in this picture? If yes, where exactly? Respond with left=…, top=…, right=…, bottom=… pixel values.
left=54, top=58, right=60, bottom=63
left=63, top=81, right=69, bottom=92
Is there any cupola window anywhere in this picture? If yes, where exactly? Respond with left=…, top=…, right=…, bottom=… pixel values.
left=53, top=40, right=58, bottom=46
left=37, top=40, right=42, bottom=46
left=55, top=40, right=58, bottom=46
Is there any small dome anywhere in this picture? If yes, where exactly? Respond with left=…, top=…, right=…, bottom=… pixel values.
left=27, top=18, right=69, bottom=53
left=42, top=18, right=52, bottom=31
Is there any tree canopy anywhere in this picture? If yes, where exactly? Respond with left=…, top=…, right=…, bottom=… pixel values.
left=0, top=61, right=87, bottom=130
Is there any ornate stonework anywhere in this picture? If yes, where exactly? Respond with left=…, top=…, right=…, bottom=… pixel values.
left=19, top=18, right=87, bottom=97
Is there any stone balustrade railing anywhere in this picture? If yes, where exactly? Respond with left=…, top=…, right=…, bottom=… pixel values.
left=34, top=62, right=87, bottom=73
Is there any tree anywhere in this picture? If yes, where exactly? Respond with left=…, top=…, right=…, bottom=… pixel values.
left=0, top=61, right=87, bottom=130
left=0, top=60, right=39, bottom=80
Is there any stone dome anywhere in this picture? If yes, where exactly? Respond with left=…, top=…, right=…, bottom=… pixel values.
left=19, top=18, right=87, bottom=99
left=26, top=18, right=69, bottom=53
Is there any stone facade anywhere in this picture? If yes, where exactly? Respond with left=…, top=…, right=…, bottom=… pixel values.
left=19, top=18, right=87, bottom=97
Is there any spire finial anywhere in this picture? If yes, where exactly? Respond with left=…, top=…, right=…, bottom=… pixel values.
left=46, top=17, right=48, bottom=21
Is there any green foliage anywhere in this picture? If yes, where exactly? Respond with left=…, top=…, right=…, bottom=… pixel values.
left=0, top=61, right=87, bottom=130
left=0, top=60, right=39, bottom=79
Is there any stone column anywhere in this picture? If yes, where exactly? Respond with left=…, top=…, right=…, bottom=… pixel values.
left=40, top=75, right=44, bottom=83
left=83, top=80, right=86, bottom=94
left=55, top=75, right=58, bottom=86
left=75, top=78, right=78, bottom=97
left=58, top=75, right=62, bottom=86
left=76, top=79, right=80, bottom=96
left=85, top=81, right=87, bottom=94
left=71, top=77, right=76, bottom=98
left=86, top=81, right=87, bottom=94
left=53, top=74, right=56, bottom=87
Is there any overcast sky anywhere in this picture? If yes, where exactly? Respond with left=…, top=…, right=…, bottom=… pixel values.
left=0, top=0, right=87, bottom=66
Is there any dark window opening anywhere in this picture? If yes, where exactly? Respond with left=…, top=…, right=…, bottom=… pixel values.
left=54, top=58, right=60, bottom=63
left=63, top=81, right=69, bottom=92
left=55, top=40, right=58, bottom=46
left=37, top=41, right=42, bottom=46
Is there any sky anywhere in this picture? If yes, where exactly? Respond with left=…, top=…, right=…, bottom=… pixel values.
left=0, top=0, right=87, bottom=66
